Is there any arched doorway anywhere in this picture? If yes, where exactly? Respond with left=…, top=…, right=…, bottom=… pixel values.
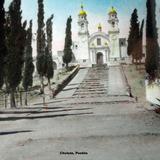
left=96, top=52, right=103, bottom=65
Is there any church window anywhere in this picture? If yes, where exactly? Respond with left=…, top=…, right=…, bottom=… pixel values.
left=97, top=38, right=101, bottom=46
left=81, top=23, right=84, bottom=29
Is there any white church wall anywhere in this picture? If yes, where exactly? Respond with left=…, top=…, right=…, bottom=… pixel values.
left=109, top=34, right=120, bottom=60
left=89, top=35, right=110, bottom=49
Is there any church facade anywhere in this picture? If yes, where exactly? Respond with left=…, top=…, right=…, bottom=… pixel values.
left=71, top=5, right=128, bottom=67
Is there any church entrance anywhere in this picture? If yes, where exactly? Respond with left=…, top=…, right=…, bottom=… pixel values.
left=96, top=52, right=104, bottom=65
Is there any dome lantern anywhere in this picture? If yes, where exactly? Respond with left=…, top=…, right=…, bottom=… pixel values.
left=79, top=4, right=87, bottom=16
left=98, top=23, right=102, bottom=32
left=108, top=6, right=117, bottom=15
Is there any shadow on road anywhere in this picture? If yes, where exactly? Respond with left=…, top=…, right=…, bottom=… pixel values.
left=0, top=130, right=33, bottom=136
left=33, top=100, right=67, bottom=106
left=0, top=112, right=93, bottom=121
left=12, top=106, right=63, bottom=110
left=0, top=108, right=92, bottom=114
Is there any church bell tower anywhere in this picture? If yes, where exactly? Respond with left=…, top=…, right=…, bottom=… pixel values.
left=108, top=7, right=120, bottom=60
left=77, top=4, right=90, bottom=66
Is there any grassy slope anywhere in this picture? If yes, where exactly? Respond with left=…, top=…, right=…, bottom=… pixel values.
left=123, top=64, right=146, bottom=103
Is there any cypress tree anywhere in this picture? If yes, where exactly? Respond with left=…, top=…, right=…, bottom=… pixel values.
left=4, top=12, right=11, bottom=94
left=45, top=14, right=54, bottom=90
left=137, top=19, right=144, bottom=64
left=145, top=0, right=159, bottom=80
left=0, top=0, right=6, bottom=88
left=6, top=0, right=27, bottom=108
left=36, top=0, right=46, bottom=94
left=23, top=20, right=35, bottom=106
left=127, top=9, right=139, bottom=63
left=63, top=16, right=73, bottom=69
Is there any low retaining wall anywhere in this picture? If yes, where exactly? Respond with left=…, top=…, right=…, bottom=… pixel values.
left=121, top=65, right=132, bottom=97
left=145, top=80, right=160, bottom=105
left=52, top=65, right=80, bottom=98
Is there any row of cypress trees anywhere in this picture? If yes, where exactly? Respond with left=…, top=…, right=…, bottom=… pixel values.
left=0, top=0, right=55, bottom=108
left=2, top=0, right=28, bottom=108
left=0, top=0, right=73, bottom=108
left=36, top=0, right=54, bottom=98
left=36, top=0, right=73, bottom=104
left=128, top=0, right=159, bottom=80
left=127, top=9, right=144, bottom=65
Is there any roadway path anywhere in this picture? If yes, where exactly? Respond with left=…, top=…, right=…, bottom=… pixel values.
left=0, top=65, right=160, bottom=160
left=108, top=66, right=128, bottom=96
left=56, top=68, right=88, bottom=98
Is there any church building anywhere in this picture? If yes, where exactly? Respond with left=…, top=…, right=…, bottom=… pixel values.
left=71, top=5, right=128, bottom=67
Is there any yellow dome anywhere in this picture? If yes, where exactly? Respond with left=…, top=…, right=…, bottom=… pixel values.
left=79, top=4, right=87, bottom=16
left=108, top=6, right=117, bottom=14
left=79, top=10, right=87, bottom=16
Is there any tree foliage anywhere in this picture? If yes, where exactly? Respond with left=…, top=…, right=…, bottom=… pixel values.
left=36, top=0, right=46, bottom=78
left=23, top=20, right=34, bottom=91
left=127, top=9, right=139, bottom=63
left=36, top=0, right=46, bottom=94
left=128, top=9, right=145, bottom=65
left=136, top=19, right=144, bottom=63
left=6, top=0, right=27, bottom=108
left=145, top=0, right=159, bottom=79
left=45, top=15, right=54, bottom=82
left=0, top=0, right=6, bottom=88
left=63, top=16, right=73, bottom=69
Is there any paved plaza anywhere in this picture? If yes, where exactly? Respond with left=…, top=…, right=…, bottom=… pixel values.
left=0, top=66, right=160, bottom=160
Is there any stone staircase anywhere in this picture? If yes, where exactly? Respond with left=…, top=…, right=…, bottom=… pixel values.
left=73, top=66, right=108, bottom=98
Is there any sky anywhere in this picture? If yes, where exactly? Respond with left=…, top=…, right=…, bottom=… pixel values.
left=4, top=0, right=160, bottom=56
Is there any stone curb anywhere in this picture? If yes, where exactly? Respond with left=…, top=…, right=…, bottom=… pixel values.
left=52, top=65, right=80, bottom=98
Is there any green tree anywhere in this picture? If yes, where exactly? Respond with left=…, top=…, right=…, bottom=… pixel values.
left=137, top=19, right=144, bottom=64
left=63, top=16, right=73, bottom=69
left=127, top=9, right=139, bottom=63
left=6, top=0, right=27, bottom=108
left=0, top=0, right=6, bottom=88
left=4, top=12, right=11, bottom=96
left=23, top=20, right=35, bottom=106
left=36, top=0, right=46, bottom=95
left=145, top=0, right=159, bottom=80
left=45, top=15, right=54, bottom=90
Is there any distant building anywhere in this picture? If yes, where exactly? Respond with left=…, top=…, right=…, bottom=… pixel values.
left=58, top=5, right=128, bottom=67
